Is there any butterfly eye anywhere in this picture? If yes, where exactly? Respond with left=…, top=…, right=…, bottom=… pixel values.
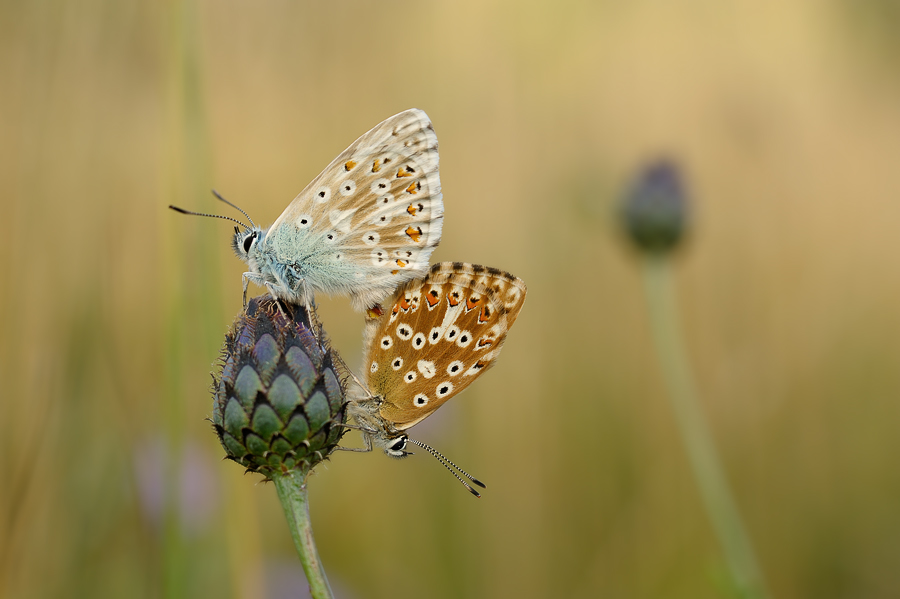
left=242, top=233, right=255, bottom=253
left=388, top=436, right=408, bottom=454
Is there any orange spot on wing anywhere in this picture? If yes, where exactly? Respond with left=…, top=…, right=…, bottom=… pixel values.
left=477, top=339, right=494, bottom=349
left=396, top=259, right=407, bottom=268
left=447, top=293, right=460, bottom=307
left=344, top=160, right=357, bottom=171
left=425, top=290, right=440, bottom=307
left=405, top=226, right=422, bottom=243
left=405, top=182, right=418, bottom=194
left=391, top=270, right=399, bottom=275
left=466, top=297, right=481, bottom=311
left=406, top=204, right=417, bottom=216
left=396, top=167, right=412, bottom=178
left=478, top=305, right=491, bottom=323
left=392, top=297, right=409, bottom=316
left=371, top=159, right=381, bottom=173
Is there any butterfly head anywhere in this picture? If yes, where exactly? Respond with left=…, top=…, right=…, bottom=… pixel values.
left=381, top=433, right=413, bottom=458
left=345, top=391, right=487, bottom=496
left=345, top=397, right=411, bottom=458
left=232, top=225, right=266, bottom=268
left=381, top=430, right=486, bottom=497
left=357, top=419, right=486, bottom=496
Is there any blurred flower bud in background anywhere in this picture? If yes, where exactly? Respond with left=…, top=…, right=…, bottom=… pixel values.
left=212, top=296, right=346, bottom=479
left=620, top=159, right=689, bottom=254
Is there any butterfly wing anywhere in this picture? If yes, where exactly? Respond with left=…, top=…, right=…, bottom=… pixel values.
left=266, top=109, right=443, bottom=311
left=360, top=262, right=527, bottom=430
left=426, top=262, right=527, bottom=328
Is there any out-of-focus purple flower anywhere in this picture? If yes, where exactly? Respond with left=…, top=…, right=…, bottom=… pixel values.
left=621, top=159, right=689, bottom=254
left=133, top=437, right=219, bottom=536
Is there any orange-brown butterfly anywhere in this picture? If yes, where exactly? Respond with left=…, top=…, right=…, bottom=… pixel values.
left=341, top=262, right=527, bottom=496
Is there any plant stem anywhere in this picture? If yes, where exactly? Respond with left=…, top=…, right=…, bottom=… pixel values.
left=642, top=256, right=770, bottom=599
left=271, top=471, right=334, bottom=599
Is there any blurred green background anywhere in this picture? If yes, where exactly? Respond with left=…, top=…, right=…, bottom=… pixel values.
left=3, top=1, right=900, bottom=597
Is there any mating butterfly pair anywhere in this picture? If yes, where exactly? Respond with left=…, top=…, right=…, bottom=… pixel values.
left=172, top=109, right=526, bottom=496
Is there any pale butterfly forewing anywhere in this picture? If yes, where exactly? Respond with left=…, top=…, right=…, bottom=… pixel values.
left=266, top=109, right=443, bottom=311
left=361, top=262, right=527, bottom=430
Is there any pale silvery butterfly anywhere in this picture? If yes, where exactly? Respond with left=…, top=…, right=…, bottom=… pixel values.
left=340, top=262, right=527, bottom=496
left=171, top=109, right=443, bottom=312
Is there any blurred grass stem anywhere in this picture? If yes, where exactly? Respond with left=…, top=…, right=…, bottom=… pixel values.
left=641, top=256, right=769, bottom=599
left=272, top=472, right=334, bottom=599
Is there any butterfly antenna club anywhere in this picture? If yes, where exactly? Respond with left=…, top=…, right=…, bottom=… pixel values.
left=407, top=438, right=486, bottom=497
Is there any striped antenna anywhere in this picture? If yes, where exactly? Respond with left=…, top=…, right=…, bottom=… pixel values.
left=406, top=437, right=486, bottom=498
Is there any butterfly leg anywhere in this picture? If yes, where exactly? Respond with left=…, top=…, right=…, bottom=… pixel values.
left=330, top=352, right=375, bottom=400
left=300, top=281, right=316, bottom=310
left=263, top=283, right=292, bottom=320
left=244, top=271, right=282, bottom=306
left=304, top=299, right=326, bottom=345
left=332, top=445, right=373, bottom=453
left=241, top=273, right=251, bottom=307
left=333, top=425, right=374, bottom=453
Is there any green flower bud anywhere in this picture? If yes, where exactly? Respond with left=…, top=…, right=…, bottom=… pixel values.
left=621, top=160, right=689, bottom=254
left=212, top=296, right=346, bottom=478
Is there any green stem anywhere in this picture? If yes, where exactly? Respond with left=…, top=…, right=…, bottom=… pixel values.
left=271, top=471, right=334, bottom=599
left=641, top=256, right=770, bottom=599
